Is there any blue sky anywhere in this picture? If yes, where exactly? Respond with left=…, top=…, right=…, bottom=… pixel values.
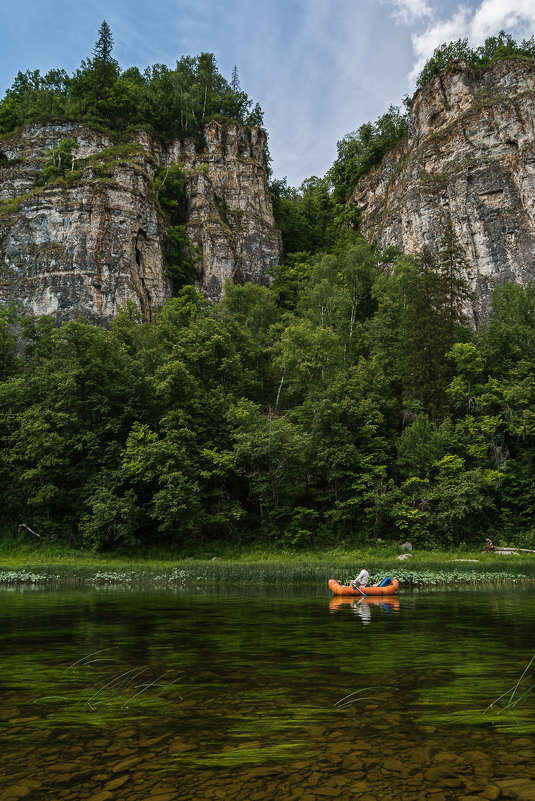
left=2, top=0, right=535, bottom=186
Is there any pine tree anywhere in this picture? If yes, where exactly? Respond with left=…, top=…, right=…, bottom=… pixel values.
left=93, top=21, right=115, bottom=65
left=231, top=65, right=240, bottom=93
left=84, top=21, right=120, bottom=117
left=438, top=221, right=471, bottom=334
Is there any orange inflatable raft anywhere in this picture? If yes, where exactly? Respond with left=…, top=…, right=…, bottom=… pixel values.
left=328, top=578, right=399, bottom=596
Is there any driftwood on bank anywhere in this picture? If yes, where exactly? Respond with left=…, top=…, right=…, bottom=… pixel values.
left=484, top=538, right=535, bottom=554
left=18, top=523, right=41, bottom=539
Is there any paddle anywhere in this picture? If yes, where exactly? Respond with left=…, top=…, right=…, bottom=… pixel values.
left=343, top=577, right=367, bottom=597
left=342, top=577, right=367, bottom=597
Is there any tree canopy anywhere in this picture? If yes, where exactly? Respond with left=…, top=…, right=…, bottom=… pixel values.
left=0, top=22, right=264, bottom=141
left=416, top=30, right=535, bottom=90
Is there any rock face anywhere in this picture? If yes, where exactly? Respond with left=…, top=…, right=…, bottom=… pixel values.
left=169, top=121, right=281, bottom=302
left=0, top=120, right=281, bottom=323
left=353, top=58, right=535, bottom=324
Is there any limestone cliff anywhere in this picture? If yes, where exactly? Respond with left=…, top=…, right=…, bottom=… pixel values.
left=353, top=59, right=535, bottom=324
left=169, top=121, right=281, bottom=302
left=0, top=120, right=281, bottom=323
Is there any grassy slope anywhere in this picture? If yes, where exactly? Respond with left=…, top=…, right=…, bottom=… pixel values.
left=0, top=540, right=533, bottom=585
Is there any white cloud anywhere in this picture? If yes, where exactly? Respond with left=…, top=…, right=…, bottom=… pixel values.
left=390, top=0, right=433, bottom=24
left=471, top=0, right=535, bottom=41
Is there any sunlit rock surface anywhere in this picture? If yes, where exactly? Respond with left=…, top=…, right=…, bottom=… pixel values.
left=353, top=59, right=535, bottom=324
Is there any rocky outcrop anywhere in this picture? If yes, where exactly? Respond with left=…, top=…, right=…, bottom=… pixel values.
left=353, top=59, right=535, bottom=324
left=0, top=120, right=281, bottom=323
left=170, top=121, right=281, bottom=302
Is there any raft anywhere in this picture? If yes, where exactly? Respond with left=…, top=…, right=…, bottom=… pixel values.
left=328, top=578, right=399, bottom=596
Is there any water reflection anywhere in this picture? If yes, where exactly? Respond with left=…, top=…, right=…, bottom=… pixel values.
left=328, top=594, right=401, bottom=623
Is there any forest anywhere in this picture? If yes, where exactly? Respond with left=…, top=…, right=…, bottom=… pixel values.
left=2, top=233, right=535, bottom=552
left=2, top=26, right=535, bottom=552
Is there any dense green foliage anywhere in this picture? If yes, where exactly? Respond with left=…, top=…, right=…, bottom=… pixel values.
left=2, top=226, right=535, bottom=552
left=0, top=22, right=264, bottom=141
left=416, top=30, right=535, bottom=90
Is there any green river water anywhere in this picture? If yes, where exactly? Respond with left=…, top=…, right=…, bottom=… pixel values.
left=1, top=583, right=534, bottom=800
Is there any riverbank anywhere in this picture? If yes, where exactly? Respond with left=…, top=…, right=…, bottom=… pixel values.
left=0, top=540, right=534, bottom=586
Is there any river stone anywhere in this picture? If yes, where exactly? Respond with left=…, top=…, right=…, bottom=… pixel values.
left=496, top=779, right=535, bottom=800
left=418, top=725, right=437, bottom=734
left=314, top=786, right=343, bottom=797
left=103, top=775, right=129, bottom=791
left=433, top=750, right=471, bottom=768
left=381, top=756, right=406, bottom=773
left=167, top=736, right=197, bottom=752
left=455, top=796, right=487, bottom=801
left=290, top=760, right=313, bottom=769
left=287, top=773, right=308, bottom=785
left=90, top=738, right=110, bottom=748
left=418, top=794, right=446, bottom=801
left=424, top=764, right=463, bottom=783
left=480, top=787, right=502, bottom=800
left=241, top=766, right=281, bottom=779
left=111, top=755, right=144, bottom=772
left=341, top=756, right=366, bottom=773
left=324, top=751, right=343, bottom=765
left=138, top=734, right=168, bottom=747
left=116, top=727, right=137, bottom=739
left=346, top=780, right=368, bottom=794
left=3, top=781, right=42, bottom=800
left=206, top=786, right=239, bottom=798
left=409, top=746, right=434, bottom=767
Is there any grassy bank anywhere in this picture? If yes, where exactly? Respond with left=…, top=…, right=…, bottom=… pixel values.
left=0, top=539, right=534, bottom=587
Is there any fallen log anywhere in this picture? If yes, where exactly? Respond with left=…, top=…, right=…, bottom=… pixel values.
left=484, top=538, right=535, bottom=554
left=18, top=523, right=41, bottom=539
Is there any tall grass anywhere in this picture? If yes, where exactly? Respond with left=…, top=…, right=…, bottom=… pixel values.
left=0, top=539, right=533, bottom=586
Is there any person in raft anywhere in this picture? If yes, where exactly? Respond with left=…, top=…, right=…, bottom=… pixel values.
left=351, top=566, right=369, bottom=589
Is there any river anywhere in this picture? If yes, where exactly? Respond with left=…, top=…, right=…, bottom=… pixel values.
left=1, top=582, right=534, bottom=800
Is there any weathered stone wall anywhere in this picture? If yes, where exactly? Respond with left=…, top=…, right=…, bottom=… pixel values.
left=353, top=59, right=535, bottom=324
left=0, top=120, right=281, bottom=323
left=169, top=121, right=282, bottom=302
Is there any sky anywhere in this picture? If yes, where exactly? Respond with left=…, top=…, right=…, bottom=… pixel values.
left=2, top=0, right=535, bottom=187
